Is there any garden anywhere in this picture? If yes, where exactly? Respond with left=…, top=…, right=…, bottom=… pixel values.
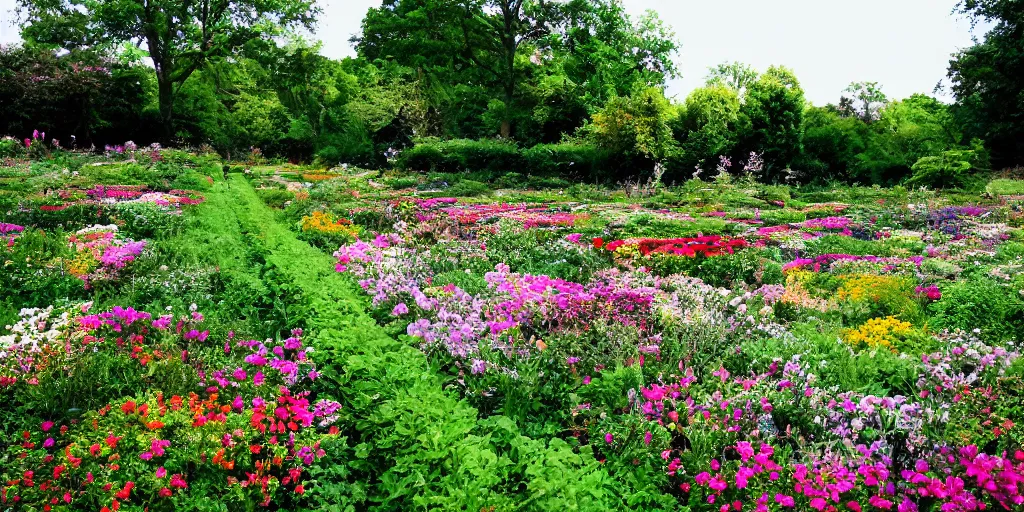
left=2, top=140, right=1024, bottom=511
left=4, top=0, right=1024, bottom=509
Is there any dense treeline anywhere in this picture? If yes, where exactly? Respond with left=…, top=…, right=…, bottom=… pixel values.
left=2, top=0, right=1022, bottom=186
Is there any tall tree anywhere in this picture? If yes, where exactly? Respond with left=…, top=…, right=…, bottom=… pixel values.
left=358, top=0, right=554, bottom=138
left=553, top=0, right=678, bottom=104
left=672, top=85, right=741, bottom=173
left=705, top=61, right=758, bottom=98
left=463, top=0, right=556, bottom=137
left=842, top=81, right=887, bottom=123
left=738, top=66, right=806, bottom=179
left=17, top=0, right=318, bottom=140
left=947, top=0, right=1024, bottom=167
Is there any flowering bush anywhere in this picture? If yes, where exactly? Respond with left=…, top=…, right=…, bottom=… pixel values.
left=297, top=211, right=360, bottom=248
left=1, top=304, right=342, bottom=510
left=65, top=225, right=146, bottom=288
left=842, top=316, right=924, bottom=353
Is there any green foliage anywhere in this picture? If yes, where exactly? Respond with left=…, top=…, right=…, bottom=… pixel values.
left=256, top=188, right=295, bottom=208
left=521, top=142, right=607, bottom=179
left=0, top=45, right=150, bottom=146
left=928, top=278, right=1024, bottom=341
left=621, top=214, right=735, bottom=238
left=738, top=66, right=806, bottom=179
left=987, top=179, right=1024, bottom=195
left=797, top=106, right=868, bottom=183
left=948, top=0, right=1024, bottom=168
left=399, top=138, right=522, bottom=176
left=588, top=87, right=678, bottom=167
left=857, top=95, right=962, bottom=184
left=671, top=85, right=741, bottom=178
left=907, top=147, right=987, bottom=189
left=18, top=0, right=319, bottom=140
left=0, top=137, right=25, bottom=158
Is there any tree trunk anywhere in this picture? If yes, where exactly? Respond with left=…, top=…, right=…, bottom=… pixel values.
left=157, top=74, right=175, bottom=143
left=500, top=81, right=514, bottom=138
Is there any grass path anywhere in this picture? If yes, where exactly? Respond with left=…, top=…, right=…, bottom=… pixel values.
left=185, top=175, right=626, bottom=511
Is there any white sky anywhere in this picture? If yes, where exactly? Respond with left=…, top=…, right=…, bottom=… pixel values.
left=1, top=0, right=984, bottom=105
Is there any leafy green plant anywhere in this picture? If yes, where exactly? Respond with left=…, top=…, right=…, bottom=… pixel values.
left=907, top=148, right=985, bottom=189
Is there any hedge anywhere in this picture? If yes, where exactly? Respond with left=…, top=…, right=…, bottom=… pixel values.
left=398, top=139, right=649, bottom=183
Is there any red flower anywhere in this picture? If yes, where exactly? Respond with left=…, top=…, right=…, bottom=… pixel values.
left=114, top=482, right=134, bottom=500
left=294, top=484, right=304, bottom=495
left=158, top=488, right=172, bottom=498
left=121, top=401, right=136, bottom=415
left=592, top=237, right=604, bottom=249
left=104, top=434, right=121, bottom=449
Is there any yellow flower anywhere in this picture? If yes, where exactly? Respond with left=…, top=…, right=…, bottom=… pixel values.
left=842, top=316, right=914, bottom=353
left=300, top=211, right=359, bottom=238
left=837, top=275, right=907, bottom=302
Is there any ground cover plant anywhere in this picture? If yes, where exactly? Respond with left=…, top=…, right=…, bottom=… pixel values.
left=3, top=150, right=1024, bottom=511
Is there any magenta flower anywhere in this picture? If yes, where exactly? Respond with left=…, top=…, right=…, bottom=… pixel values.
left=775, top=494, right=795, bottom=507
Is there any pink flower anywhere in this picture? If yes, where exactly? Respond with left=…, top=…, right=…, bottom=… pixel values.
left=170, top=474, right=188, bottom=489
left=156, top=467, right=167, bottom=478
left=896, top=497, right=918, bottom=512
left=868, top=496, right=893, bottom=509
left=775, top=494, right=795, bottom=507
left=41, top=421, right=54, bottom=432
left=604, top=433, right=614, bottom=444
left=43, top=437, right=55, bottom=449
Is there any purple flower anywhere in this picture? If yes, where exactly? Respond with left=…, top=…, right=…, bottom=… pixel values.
left=392, top=303, right=410, bottom=316
left=470, top=359, right=486, bottom=374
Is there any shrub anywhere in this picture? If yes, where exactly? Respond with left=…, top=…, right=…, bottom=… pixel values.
left=928, top=278, right=1024, bottom=341
left=297, top=210, right=360, bottom=249
left=0, top=136, right=24, bottom=158
left=169, top=171, right=212, bottom=191
left=837, top=274, right=922, bottom=325
left=398, top=138, right=521, bottom=176
left=387, top=176, right=419, bottom=189
left=521, top=143, right=604, bottom=178
left=621, top=214, right=736, bottom=239
left=906, top=148, right=985, bottom=189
